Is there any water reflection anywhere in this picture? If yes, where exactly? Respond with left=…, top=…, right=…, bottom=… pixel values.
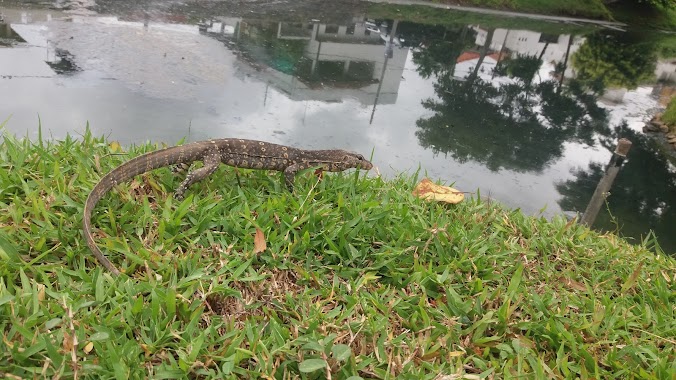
left=201, top=18, right=409, bottom=105
left=1, top=2, right=674, bottom=253
left=572, top=31, right=659, bottom=91
left=557, top=124, right=676, bottom=251
left=413, top=25, right=608, bottom=172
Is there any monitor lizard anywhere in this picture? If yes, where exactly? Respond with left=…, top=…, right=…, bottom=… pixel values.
left=83, top=138, right=373, bottom=276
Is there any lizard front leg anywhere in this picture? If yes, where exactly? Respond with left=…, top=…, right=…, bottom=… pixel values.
left=283, top=162, right=318, bottom=192
left=174, top=152, right=221, bottom=200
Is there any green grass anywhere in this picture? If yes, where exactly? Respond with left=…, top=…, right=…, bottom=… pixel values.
left=366, top=3, right=601, bottom=35
left=662, top=96, right=676, bottom=128
left=371, top=0, right=676, bottom=31
left=608, top=1, right=676, bottom=31
left=1, top=129, right=675, bottom=378
left=431, top=0, right=612, bottom=19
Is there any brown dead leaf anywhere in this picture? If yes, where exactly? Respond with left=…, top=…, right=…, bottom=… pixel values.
left=63, top=331, right=74, bottom=351
left=413, top=178, right=464, bottom=204
left=37, top=283, right=45, bottom=302
left=253, top=228, right=267, bottom=254
left=559, top=277, right=587, bottom=292
left=622, top=262, right=644, bottom=292
left=140, top=343, right=153, bottom=358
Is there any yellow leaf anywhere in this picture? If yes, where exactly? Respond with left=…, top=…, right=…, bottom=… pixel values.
left=412, top=178, right=464, bottom=204
left=253, top=228, right=267, bottom=254
left=84, top=342, right=94, bottom=354
left=109, top=141, right=121, bottom=153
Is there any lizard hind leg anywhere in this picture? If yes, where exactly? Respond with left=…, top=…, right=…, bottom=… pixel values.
left=174, top=152, right=221, bottom=200
left=170, top=162, right=191, bottom=174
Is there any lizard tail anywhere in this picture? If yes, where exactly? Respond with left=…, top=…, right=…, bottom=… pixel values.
left=83, top=177, right=122, bottom=275
left=82, top=143, right=206, bottom=276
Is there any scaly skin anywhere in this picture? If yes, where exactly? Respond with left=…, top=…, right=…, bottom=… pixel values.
left=83, top=138, right=373, bottom=275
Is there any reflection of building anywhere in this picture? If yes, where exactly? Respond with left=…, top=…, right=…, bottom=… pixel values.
left=203, top=18, right=409, bottom=105
left=475, top=26, right=676, bottom=90
left=474, top=27, right=583, bottom=80
left=476, top=28, right=583, bottom=63
left=0, top=9, right=77, bottom=77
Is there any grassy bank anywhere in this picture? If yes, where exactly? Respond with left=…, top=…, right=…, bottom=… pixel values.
left=370, top=0, right=676, bottom=31
left=432, top=0, right=611, bottom=19
left=1, top=130, right=674, bottom=378
left=366, top=3, right=599, bottom=35
left=607, top=1, right=676, bottom=31
left=663, top=96, right=676, bottom=129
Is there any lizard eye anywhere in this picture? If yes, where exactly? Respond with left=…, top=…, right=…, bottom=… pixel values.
left=356, top=154, right=365, bottom=160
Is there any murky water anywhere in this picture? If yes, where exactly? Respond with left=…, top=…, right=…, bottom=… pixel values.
left=1, top=0, right=675, bottom=253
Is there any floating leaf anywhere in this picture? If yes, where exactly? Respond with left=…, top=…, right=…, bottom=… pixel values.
left=253, top=228, right=267, bottom=254
left=412, top=178, right=464, bottom=204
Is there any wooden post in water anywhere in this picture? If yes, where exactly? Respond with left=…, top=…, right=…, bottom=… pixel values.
left=580, top=138, right=632, bottom=227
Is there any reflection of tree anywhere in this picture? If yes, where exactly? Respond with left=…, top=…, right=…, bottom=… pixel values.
left=556, top=125, right=676, bottom=253
left=410, top=25, right=475, bottom=79
left=537, top=80, right=609, bottom=145
left=414, top=29, right=608, bottom=172
left=571, top=32, right=656, bottom=91
left=494, top=54, right=541, bottom=84
left=416, top=76, right=567, bottom=172
left=237, top=21, right=307, bottom=75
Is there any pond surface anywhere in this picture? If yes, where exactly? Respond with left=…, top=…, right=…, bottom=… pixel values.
left=1, top=0, right=675, bottom=253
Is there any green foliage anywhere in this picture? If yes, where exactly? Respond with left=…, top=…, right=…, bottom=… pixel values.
left=607, top=0, right=676, bottom=30
left=663, top=96, right=676, bottom=126
left=409, top=25, right=476, bottom=78
left=494, top=54, right=542, bottom=82
left=630, top=0, right=676, bottom=10
left=572, top=32, right=657, bottom=90
left=0, top=129, right=674, bottom=378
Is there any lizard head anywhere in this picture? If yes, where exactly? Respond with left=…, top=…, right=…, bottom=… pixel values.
left=336, top=152, right=373, bottom=171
